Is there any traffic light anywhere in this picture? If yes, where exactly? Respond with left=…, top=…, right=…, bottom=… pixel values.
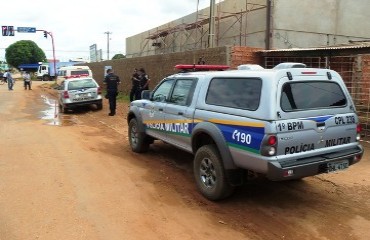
left=1, top=26, right=7, bottom=36
left=2, top=26, right=14, bottom=36
left=8, top=26, right=14, bottom=36
left=43, top=31, right=47, bottom=38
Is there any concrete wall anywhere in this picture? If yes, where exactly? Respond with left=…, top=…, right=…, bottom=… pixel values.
left=272, top=0, right=370, bottom=48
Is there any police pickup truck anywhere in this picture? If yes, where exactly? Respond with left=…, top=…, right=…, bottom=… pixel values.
left=127, top=63, right=363, bottom=200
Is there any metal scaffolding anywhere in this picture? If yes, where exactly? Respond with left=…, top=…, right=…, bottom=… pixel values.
left=137, top=0, right=267, bottom=56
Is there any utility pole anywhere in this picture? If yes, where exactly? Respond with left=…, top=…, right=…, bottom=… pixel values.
left=208, top=0, right=216, bottom=48
left=39, top=29, right=57, bottom=84
left=265, top=0, right=272, bottom=50
left=104, top=31, right=112, bottom=60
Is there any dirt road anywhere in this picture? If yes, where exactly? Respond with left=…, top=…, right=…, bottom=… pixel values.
left=0, top=81, right=369, bottom=240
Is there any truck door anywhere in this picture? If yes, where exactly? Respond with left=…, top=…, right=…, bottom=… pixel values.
left=163, top=78, right=196, bottom=151
left=141, top=79, right=175, bottom=141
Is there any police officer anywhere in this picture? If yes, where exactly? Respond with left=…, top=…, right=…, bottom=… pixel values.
left=137, top=68, right=150, bottom=100
left=103, top=68, right=121, bottom=116
left=130, top=68, right=140, bottom=102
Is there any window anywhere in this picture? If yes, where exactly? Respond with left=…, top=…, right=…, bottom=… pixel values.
left=58, top=70, right=66, bottom=77
left=281, top=81, right=347, bottom=111
left=68, top=79, right=97, bottom=90
left=206, top=78, right=262, bottom=110
left=169, top=79, right=194, bottom=105
left=152, top=79, right=175, bottom=102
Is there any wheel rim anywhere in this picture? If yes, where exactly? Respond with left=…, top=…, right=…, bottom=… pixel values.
left=199, top=157, right=217, bottom=188
left=130, top=123, right=138, bottom=147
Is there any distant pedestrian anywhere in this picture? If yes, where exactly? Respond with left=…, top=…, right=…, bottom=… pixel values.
left=23, top=71, right=32, bottom=90
left=7, top=70, right=14, bottom=91
left=3, top=70, right=8, bottom=83
left=103, top=68, right=121, bottom=116
left=137, top=68, right=150, bottom=100
left=198, top=56, right=206, bottom=65
left=130, top=68, right=140, bottom=102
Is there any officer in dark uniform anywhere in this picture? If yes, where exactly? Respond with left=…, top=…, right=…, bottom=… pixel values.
left=103, top=68, right=121, bottom=116
left=130, top=68, right=140, bottom=102
left=137, top=68, right=150, bottom=100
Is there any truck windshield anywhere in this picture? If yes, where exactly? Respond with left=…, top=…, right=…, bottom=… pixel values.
left=281, top=81, right=347, bottom=111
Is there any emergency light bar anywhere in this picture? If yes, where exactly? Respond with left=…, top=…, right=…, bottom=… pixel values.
left=175, top=64, right=230, bottom=71
left=65, top=74, right=89, bottom=79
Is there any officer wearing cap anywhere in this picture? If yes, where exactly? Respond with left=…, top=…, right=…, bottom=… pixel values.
left=103, top=68, right=121, bottom=116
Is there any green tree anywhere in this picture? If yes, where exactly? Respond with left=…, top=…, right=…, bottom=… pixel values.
left=5, top=40, right=46, bottom=69
left=112, top=54, right=126, bottom=60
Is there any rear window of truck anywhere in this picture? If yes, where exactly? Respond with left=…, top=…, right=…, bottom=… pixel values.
left=281, top=81, right=347, bottom=111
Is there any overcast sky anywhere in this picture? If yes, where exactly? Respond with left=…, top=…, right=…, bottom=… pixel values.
left=1, top=0, right=211, bottom=62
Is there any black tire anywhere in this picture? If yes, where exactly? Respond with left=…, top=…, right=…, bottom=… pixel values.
left=96, top=102, right=103, bottom=110
left=128, top=118, right=150, bottom=153
left=194, top=144, right=235, bottom=201
left=42, top=75, right=51, bottom=81
left=61, top=104, right=68, bottom=114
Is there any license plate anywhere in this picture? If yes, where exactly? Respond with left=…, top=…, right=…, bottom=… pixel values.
left=327, top=160, right=349, bottom=173
left=76, top=93, right=89, bottom=98
left=73, top=97, right=93, bottom=102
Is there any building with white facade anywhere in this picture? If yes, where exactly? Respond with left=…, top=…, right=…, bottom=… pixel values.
left=126, top=0, right=370, bottom=57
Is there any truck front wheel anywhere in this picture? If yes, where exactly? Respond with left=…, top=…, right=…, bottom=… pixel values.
left=128, top=118, right=150, bottom=153
left=194, top=144, right=235, bottom=201
left=42, top=75, right=51, bottom=81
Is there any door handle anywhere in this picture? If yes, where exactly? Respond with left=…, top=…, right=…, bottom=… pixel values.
left=158, top=108, right=163, bottom=111
left=178, top=112, right=183, bottom=115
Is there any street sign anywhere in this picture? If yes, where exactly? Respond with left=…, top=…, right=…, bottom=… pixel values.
left=17, top=27, right=36, bottom=33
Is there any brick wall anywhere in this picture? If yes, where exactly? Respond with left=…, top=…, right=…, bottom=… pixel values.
left=85, top=46, right=262, bottom=94
left=229, top=46, right=263, bottom=69
left=361, top=55, right=370, bottom=105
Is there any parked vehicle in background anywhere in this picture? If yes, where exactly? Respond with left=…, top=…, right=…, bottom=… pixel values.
left=57, top=66, right=92, bottom=83
left=36, top=61, right=85, bottom=81
left=127, top=63, right=364, bottom=201
left=56, top=76, right=102, bottom=113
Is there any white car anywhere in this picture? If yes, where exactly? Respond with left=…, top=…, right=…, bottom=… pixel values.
left=57, top=76, right=103, bottom=113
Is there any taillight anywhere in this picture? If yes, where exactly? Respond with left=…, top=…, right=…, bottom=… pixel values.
left=97, top=86, right=102, bottom=94
left=301, top=71, right=317, bottom=75
left=63, top=91, right=69, bottom=99
left=268, top=135, right=277, bottom=145
left=261, top=135, right=277, bottom=156
left=356, top=124, right=362, bottom=141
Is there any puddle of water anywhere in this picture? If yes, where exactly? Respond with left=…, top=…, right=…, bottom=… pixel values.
left=40, top=95, right=78, bottom=126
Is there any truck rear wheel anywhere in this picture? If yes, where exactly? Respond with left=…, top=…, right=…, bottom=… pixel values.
left=194, top=144, right=235, bottom=201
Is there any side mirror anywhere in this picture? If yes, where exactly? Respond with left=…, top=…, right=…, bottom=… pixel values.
left=141, top=90, right=151, bottom=100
